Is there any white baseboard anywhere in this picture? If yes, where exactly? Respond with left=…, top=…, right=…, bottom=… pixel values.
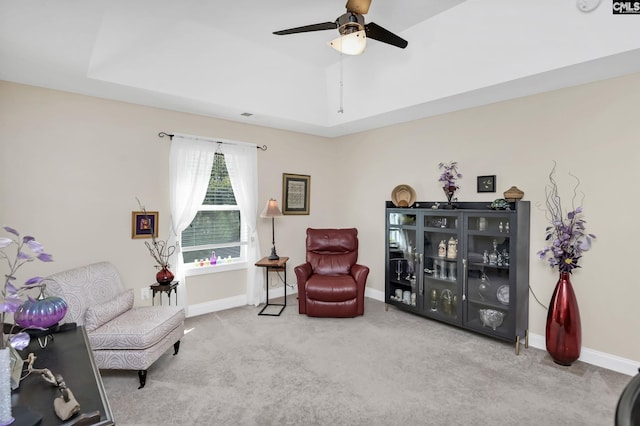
left=366, top=287, right=385, bottom=302
left=365, top=287, right=638, bottom=376
left=187, top=294, right=247, bottom=317
left=527, top=332, right=639, bottom=376
left=187, top=285, right=297, bottom=318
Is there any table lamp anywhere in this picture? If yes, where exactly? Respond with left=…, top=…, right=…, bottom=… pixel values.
left=261, top=198, right=283, bottom=260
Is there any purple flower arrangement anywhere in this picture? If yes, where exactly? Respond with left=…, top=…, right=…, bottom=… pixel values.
left=438, top=161, right=462, bottom=189
left=537, top=165, right=596, bottom=274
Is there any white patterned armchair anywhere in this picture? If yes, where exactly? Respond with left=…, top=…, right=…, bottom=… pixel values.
left=42, top=261, right=185, bottom=389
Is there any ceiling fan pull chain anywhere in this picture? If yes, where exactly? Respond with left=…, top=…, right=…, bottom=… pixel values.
left=338, top=52, right=344, bottom=114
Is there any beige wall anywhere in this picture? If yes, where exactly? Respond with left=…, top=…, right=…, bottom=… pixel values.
left=336, top=73, right=640, bottom=364
left=2, top=74, right=639, bottom=366
left=0, top=81, right=338, bottom=308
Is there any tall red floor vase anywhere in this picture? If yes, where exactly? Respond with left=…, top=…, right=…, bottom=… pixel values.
left=546, top=272, right=582, bottom=366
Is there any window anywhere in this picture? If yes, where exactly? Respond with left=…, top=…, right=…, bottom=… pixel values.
left=181, top=153, right=244, bottom=264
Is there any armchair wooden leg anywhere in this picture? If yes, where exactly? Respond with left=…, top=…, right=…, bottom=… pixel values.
left=138, top=370, right=147, bottom=389
left=173, top=340, right=180, bottom=355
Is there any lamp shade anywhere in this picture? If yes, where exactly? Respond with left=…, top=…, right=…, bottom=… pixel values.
left=261, top=198, right=283, bottom=218
left=328, top=30, right=366, bottom=55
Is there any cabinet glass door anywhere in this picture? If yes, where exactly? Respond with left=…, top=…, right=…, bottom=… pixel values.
left=464, top=214, right=513, bottom=337
left=388, top=212, right=420, bottom=310
left=422, top=213, right=460, bottom=323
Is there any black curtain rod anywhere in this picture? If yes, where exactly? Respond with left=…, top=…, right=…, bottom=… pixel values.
left=158, top=132, right=267, bottom=151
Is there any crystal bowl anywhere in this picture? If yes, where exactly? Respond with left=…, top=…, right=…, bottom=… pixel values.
left=478, top=309, right=505, bottom=330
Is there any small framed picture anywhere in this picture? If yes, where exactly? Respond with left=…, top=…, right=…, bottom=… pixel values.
left=477, top=175, right=496, bottom=193
left=282, top=173, right=310, bottom=215
left=132, top=211, right=158, bottom=239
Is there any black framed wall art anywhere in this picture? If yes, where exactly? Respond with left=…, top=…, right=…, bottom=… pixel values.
left=477, top=175, right=496, bottom=193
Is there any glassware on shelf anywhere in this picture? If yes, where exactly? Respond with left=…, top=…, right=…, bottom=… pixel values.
left=433, top=259, right=445, bottom=280
left=478, top=272, right=489, bottom=300
left=395, top=260, right=402, bottom=280
left=430, top=289, right=438, bottom=311
left=483, top=250, right=489, bottom=264
left=478, top=217, right=487, bottom=231
left=505, top=222, right=510, bottom=233
left=479, top=308, right=505, bottom=330
left=499, top=222, right=504, bottom=232
left=448, top=262, right=457, bottom=281
left=442, top=289, right=453, bottom=315
left=405, top=246, right=415, bottom=279
left=489, top=239, right=498, bottom=265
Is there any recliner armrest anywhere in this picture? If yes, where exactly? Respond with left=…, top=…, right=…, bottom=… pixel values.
left=294, top=262, right=313, bottom=283
left=350, top=264, right=370, bottom=286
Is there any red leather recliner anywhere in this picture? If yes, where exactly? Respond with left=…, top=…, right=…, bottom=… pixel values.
left=295, top=228, right=369, bottom=317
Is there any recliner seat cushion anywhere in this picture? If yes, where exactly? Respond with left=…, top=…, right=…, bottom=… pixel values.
left=88, top=306, right=184, bottom=351
left=306, top=275, right=357, bottom=302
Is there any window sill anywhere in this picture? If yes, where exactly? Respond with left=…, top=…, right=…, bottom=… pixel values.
left=184, top=261, right=247, bottom=277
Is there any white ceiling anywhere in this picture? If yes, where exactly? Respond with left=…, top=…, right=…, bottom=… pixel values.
left=2, top=0, right=640, bottom=137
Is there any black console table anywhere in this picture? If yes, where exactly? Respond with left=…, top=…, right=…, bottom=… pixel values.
left=12, top=325, right=115, bottom=426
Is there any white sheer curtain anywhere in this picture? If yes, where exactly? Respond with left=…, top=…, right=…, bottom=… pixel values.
left=168, top=137, right=217, bottom=316
left=167, top=133, right=264, bottom=311
left=221, top=142, right=263, bottom=306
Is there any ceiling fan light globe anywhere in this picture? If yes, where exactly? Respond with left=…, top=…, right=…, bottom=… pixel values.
left=328, top=30, right=367, bottom=55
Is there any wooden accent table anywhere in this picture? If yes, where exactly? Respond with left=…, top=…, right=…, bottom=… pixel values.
left=255, top=256, right=288, bottom=316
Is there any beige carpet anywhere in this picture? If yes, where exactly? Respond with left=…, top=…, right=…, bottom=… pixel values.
left=101, top=296, right=631, bottom=425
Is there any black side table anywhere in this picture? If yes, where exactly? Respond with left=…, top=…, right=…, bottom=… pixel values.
left=255, top=256, right=288, bottom=316
left=150, top=281, right=179, bottom=306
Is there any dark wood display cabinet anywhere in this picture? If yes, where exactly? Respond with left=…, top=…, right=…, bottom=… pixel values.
left=385, top=201, right=530, bottom=354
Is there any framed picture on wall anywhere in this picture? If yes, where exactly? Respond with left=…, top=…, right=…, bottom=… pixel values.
left=132, top=211, right=159, bottom=239
left=282, top=173, right=310, bottom=215
left=477, top=175, right=496, bottom=193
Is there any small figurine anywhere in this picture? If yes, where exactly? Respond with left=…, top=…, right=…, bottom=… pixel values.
left=446, top=237, right=458, bottom=259
left=503, top=250, right=510, bottom=267
left=438, top=240, right=446, bottom=257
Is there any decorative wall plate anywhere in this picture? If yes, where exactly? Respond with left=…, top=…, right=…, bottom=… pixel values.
left=497, top=285, right=509, bottom=305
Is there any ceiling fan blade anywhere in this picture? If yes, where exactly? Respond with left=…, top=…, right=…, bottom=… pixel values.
left=345, top=0, right=371, bottom=15
left=273, top=22, right=337, bottom=35
left=364, top=22, right=408, bottom=49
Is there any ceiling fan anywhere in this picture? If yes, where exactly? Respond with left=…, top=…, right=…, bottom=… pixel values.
left=273, top=0, right=408, bottom=55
